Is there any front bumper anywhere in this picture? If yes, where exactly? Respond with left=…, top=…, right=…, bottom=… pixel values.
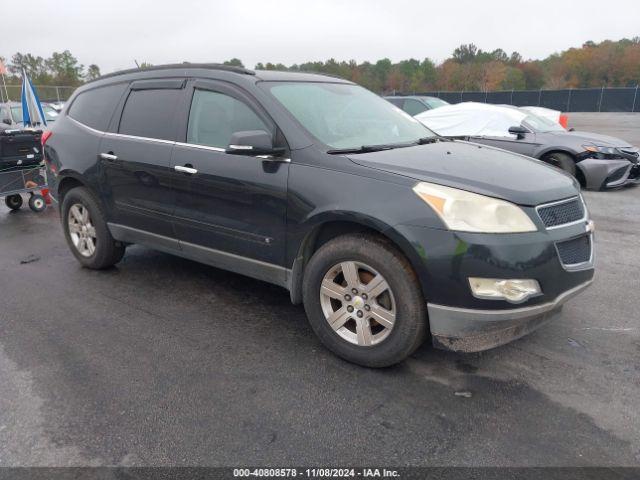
left=393, top=215, right=595, bottom=353
left=576, top=157, right=639, bottom=190
left=428, top=279, right=593, bottom=352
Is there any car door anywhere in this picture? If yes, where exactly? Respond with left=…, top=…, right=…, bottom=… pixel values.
left=170, top=79, right=289, bottom=278
left=99, top=79, right=186, bottom=239
left=471, top=128, right=539, bottom=157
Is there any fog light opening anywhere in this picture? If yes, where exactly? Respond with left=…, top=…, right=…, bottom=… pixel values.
left=469, top=278, right=542, bottom=304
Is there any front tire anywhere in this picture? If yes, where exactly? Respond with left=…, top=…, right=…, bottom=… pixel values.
left=303, top=234, right=427, bottom=367
left=543, top=152, right=576, bottom=177
left=61, top=187, right=125, bottom=269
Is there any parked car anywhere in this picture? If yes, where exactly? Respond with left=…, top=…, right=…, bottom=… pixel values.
left=417, top=102, right=639, bottom=190
left=385, top=95, right=449, bottom=116
left=44, top=64, right=594, bottom=367
left=521, top=106, right=569, bottom=129
left=1, top=101, right=59, bottom=128
left=47, top=101, right=66, bottom=112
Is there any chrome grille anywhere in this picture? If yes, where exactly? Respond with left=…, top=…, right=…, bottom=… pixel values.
left=537, top=197, right=585, bottom=229
left=556, top=235, right=592, bottom=266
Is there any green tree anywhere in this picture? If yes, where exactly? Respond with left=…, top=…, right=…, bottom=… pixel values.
left=501, top=67, right=526, bottom=90
left=452, top=44, right=479, bottom=63
left=46, top=50, right=83, bottom=85
left=85, top=64, right=101, bottom=81
left=10, top=53, right=50, bottom=83
left=223, top=58, right=244, bottom=67
left=373, top=58, right=392, bottom=91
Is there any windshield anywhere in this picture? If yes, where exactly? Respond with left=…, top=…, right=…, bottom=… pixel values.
left=522, top=113, right=564, bottom=133
left=262, top=82, right=435, bottom=149
left=10, top=105, right=58, bottom=124
left=423, top=97, right=449, bottom=109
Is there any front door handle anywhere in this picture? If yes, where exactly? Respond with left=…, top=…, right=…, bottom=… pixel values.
left=174, top=165, right=198, bottom=175
left=99, top=152, right=118, bottom=161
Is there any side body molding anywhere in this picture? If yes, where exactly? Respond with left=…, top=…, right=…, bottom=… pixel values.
left=108, top=223, right=290, bottom=289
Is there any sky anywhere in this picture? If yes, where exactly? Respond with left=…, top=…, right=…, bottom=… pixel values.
left=3, top=0, right=639, bottom=74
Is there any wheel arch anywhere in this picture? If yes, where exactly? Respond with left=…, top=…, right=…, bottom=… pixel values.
left=56, top=171, right=89, bottom=203
left=536, top=149, right=586, bottom=187
left=537, top=148, right=577, bottom=162
left=288, top=213, right=424, bottom=305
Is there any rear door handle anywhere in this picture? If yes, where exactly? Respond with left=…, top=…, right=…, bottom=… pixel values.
left=174, top=165, right=198, bottom=175
left=99, top=152, right=118, bottom=161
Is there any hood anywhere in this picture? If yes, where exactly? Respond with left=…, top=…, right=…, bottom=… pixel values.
left=549, top=130, right=633, bottom=148
left=348, top=141, right=578, bottom=206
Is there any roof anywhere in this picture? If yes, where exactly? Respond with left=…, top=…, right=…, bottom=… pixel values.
left=94, top=63, right=255, bottom=82
left=90, top=63, right=351, bottom=85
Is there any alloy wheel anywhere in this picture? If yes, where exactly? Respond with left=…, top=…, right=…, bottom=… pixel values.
left=319, top=261, right=396, bottom=346
left=68, top=203, right=97, bottom=257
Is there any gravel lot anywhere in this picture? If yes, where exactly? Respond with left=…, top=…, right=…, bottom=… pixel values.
left=0, top=114, right=639, bottom=467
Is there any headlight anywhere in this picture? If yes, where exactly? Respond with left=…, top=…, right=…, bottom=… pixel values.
left=583, top=145, right=617, bottom=155
left=413, top=182, right=537, bottom=233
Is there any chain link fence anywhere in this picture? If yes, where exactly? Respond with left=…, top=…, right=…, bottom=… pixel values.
left=407, top=87, right=640, bottom=112
left=4, top=84, right=640, bottom=112
left=0, top=85, right=76, bottom=103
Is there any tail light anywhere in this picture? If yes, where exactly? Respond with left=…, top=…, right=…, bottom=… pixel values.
left=41, top=130, right=53, bottom=146
left=559, top=114, right=569, bottom=129
left=41, top=130, right=54, bottom=171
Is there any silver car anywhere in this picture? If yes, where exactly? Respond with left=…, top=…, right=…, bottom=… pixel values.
left=417, top=103, right=639, bottom=190
left=1, top=101, right=59, bottom=128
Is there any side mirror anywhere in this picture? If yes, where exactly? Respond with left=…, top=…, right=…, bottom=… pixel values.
left=225, top=130, right=285, bottom=157
left=2, top=118, right=11, bottom=125
left=508, top=125, right=529, bottom=139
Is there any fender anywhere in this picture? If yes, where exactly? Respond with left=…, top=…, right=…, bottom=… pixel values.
left=287, top=210, right=428, bottom=305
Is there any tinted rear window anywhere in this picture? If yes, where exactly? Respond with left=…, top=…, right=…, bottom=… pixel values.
left=403, top=99, right=428, bottom=116
left=68, top=84, right=127, bottom=131
left=118, top=89, right=183, bottom=141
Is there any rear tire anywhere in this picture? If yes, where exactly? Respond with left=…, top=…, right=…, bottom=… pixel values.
left=61, top=187, right=125, bottom=269
left=5, top=194, right=23, bottom=210
left=543, top=152, right=576, bottom=177
left=302, top=233, right=427, bottom=367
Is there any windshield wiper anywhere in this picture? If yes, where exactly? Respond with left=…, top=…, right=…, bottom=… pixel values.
left=327, top=136, right=451, bottom=155
left=327, top=143, right=408, bottom=155
left=416, top=135, right=450, bottom=144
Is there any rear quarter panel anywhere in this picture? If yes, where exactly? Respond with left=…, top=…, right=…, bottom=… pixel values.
left=45, top=116, right=103, bottom=202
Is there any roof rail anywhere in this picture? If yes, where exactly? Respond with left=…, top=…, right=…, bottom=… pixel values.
left=91, top=62, right=255, bottom=83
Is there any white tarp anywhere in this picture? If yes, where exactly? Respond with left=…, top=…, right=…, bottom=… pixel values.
left=416, top=102, right=527, bottom=138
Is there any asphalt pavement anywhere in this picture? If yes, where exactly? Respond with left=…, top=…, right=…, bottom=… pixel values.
left=0, top=114, right=639, bottom=467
